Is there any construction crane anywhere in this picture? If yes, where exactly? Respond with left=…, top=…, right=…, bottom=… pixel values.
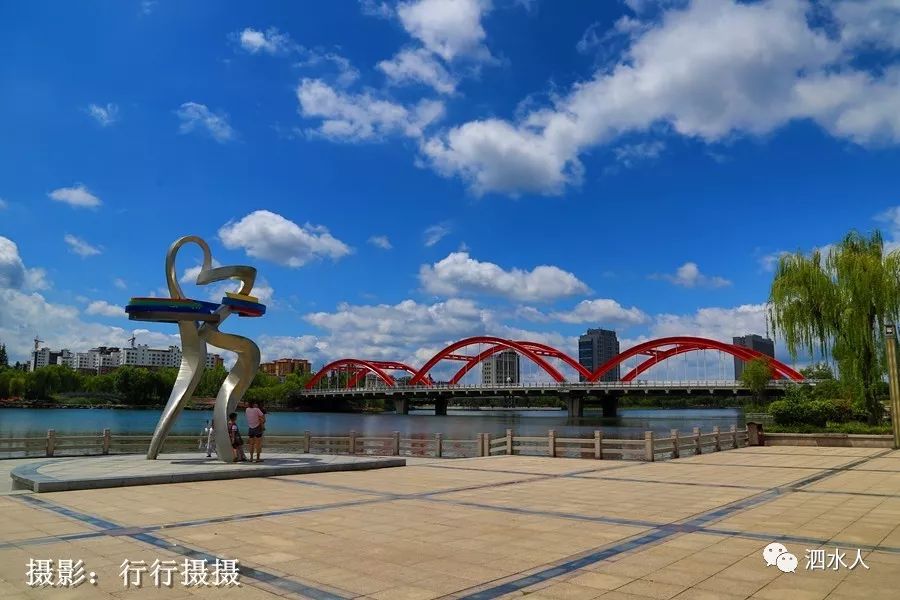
left=128, top=334, right=137, bottom=348
left=33, top=335, right=44, bottom=353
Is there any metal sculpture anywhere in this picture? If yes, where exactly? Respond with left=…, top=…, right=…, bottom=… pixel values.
left=125, top=236, right=266, bottom=462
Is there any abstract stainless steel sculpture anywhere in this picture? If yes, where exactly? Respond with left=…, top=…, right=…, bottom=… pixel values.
left=126, top=236, right=266, bottom=462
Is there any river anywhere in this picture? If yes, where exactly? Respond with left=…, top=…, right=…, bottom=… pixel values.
left=0, top=407, right=745, bottom=439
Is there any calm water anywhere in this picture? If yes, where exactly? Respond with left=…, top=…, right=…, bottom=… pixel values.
left=0, top=407, right=744, bottom=439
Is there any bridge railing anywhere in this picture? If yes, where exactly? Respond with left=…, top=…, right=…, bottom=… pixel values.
left=302, top=379, right=802, bottom=394
left=0, top=426, right=750, bottom=461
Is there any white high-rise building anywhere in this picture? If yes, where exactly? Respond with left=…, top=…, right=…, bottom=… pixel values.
left=119, top=344, right=182, bottom=369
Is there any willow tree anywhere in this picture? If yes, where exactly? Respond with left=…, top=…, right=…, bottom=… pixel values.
left=769, top=231, right=900, bottom=423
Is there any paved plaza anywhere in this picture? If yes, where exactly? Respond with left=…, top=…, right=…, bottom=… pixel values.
left=1, top=446, right=899, bottom=599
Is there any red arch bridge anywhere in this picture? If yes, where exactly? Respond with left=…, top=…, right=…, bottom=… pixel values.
left=300, top=336, right=804, bottom=417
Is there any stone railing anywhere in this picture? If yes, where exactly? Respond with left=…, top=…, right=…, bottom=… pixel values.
left=0, top=426, right=749, bottom=461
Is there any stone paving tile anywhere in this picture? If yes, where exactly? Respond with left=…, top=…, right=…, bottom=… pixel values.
left=672, top=447, right=880, bottom=470
left=0, top=496, right=95, bottom=542
left=435, top=476, right=756, bottom=524
left=574, top=462, right=817, bottom=489
left=35, top=477, right=381, bottom=527
left=2, top=448, right=899, bottom=600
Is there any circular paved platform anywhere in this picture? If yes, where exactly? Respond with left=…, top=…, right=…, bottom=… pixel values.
left=10, top=452, right=406, bottom=492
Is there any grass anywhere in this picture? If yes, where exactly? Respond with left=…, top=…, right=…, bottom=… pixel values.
left=765, top=421, right=892, bottom=435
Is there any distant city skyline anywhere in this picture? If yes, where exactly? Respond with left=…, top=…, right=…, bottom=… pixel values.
left=2, top=1, right=899, bottom=379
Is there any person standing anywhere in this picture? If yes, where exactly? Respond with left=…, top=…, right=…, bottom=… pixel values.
left=245, top=401, right=266, bottom=463
left=228, top=412, right=244, bottom=462
left=199, top=419, right=214, bottom=457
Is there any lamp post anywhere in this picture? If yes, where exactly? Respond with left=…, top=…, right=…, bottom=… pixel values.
left=885, top=323, right=900, bottom=449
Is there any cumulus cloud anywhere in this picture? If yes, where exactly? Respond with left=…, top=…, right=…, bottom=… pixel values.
left=420, top=0, right=900, bottom=196
left=419, top=251, right=590, bottom=301
left=86, top=103, right=119, bottom=126
left=368, top=235, right=393, bottom=250
left=236, top=27, right=297, bottom=55
left=520, top=299, right=649, bottom=326
left=85, top=300, right=123, bottom=318
left=423, top=223, right=451, bottom=247
left=218, top=210, right=351, bottom=267
left=396, top=0, right=494, bottom=62
left=63, top=234, right=102, bottom=258
left=175, top=102, right=235, bottom=143
left=652, top=262, right=730, bottom=288
left=0, top=236, right=169, bottom=363
left=297, top=79, right=444, bottom=142
left=378, top=47, right=458, bottom=94
left=48, top=184, right=101, bottom=208
left=651, top=303, right=768, bottom=341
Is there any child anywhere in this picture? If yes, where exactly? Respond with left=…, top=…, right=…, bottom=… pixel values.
left=228, top=412, right=244, bottom=462
left=199, top=419, right=214, bottom=457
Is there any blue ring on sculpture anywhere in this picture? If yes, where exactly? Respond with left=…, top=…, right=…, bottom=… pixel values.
left=221, top=296, right=266, bottom=317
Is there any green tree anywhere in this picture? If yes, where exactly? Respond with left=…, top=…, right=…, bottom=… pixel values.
left=740, top=356, right=773, bottom=403
left=799, top=363, right=835, bottom=380
left=769, top=231, right=900, bottom=423
left=0, top=343, right=8, bottom=368
left=9, top=376, right=25, bottom=398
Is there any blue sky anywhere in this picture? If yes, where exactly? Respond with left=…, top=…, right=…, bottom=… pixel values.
left=1, top=0, right=899, bottom=379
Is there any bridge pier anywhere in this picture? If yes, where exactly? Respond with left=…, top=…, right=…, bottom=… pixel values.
left=434, top=398, right=447, bottom=416
left=601, top=397, right=618, bottom=418
left=566, top=397, right=584, bottom=418
left=394, top=398, right=409, bottom=415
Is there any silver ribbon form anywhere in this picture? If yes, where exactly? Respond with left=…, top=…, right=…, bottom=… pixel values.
left=146, top=236, right=262, bottom=462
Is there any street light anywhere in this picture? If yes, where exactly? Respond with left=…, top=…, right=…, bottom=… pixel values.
left=885, top=323, right=900, bottom=449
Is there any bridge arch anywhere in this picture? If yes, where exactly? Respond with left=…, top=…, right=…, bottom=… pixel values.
left=306, top=358, right=399, bottom=389
left=346, top=361, right=427, bottom=388
left=410, top=336, right=566, bottom=385
left=449, top=340, right=591, bottom=384
left=591, top=336, right=803, bottom=382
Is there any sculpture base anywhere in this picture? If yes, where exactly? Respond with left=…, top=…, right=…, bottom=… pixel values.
left=11, top=453, right=405, bottom=493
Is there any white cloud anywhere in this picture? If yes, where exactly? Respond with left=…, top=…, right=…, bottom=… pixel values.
left=236, top=27, right=296, bottom=55
left=368, top=235, right=393, bottom=250
left=396, top=0, right=494, bottom=62
left=0, top=198, right=6, bottom=209
left=141, top=0, right=157, bottom=15
left=113, top=278, right=127, bottom=290
left=296, top=51, right=360, bottom=88
left=423, top=223, right=451, bottom=247
left=651, top=303, right=767, bottom=342
left=218, top=210, right=351, bottom=268
left=0, top=236, right=171, bottom=363
left=297, top=79, right=444, bottom=142
left=419, top=251, right=590, bottom=301
left=1, top=236, right=48, bottom=292
left=543, top=299, right=650, bottom=326
left=652, top=262, right=730, bottom=288
left=360, top=0, right=394, bottom=18
left=48, top=184, right=101, bottom=208
left=86, top=300, right=123, bottom=318
left=63, top=234, right=102, bottom=258
left=420, top=0, right=900, bottom=196
left=758, top=250, right=791, bottom=272
left=175, top=102, right=235, bottom=143
left=613, top=140, right=666, bottom=167
left=86, top=103, right=119, bottom=126
left=831, top=0, right=900, bottom=51
left=378, top=47, right=458, bottom=94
